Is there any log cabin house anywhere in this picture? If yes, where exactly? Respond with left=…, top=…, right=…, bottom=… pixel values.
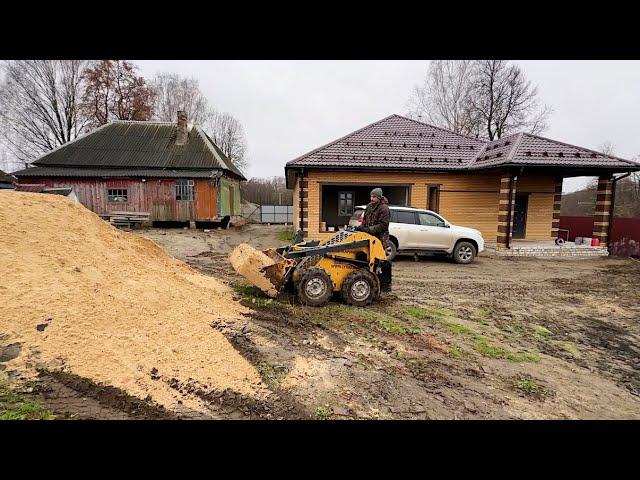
left=12, top=111, right=245, bottom=224
left=285, top=115, right=639, bottom=249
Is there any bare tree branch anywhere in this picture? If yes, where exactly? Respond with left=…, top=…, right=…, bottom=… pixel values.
left=0, top=60, right=89, bottom=166
left=408, top=60, right=553, bottom=140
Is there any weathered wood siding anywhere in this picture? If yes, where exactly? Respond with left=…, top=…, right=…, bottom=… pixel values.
left=299, top=170, right=556, bottom=242
left=17, top=177, right=221, bottom=222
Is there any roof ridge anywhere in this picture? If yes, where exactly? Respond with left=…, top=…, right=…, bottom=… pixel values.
left=518, top=132, right=636, bottom=166
left=507, top=132, right=526, bottom=162
left=287, top=114, right=399, bottom=166
left=195, top=126, right=230, bottom=171
left=111, top=119, right=177, bottom=125
left=392, top=113, right=486, bottom=143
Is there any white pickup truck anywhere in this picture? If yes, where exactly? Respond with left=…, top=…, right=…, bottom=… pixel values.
left=350, top=205, right=484, bottom=264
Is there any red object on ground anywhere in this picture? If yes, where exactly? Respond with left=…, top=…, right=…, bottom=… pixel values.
left=591, top=238, right=600, bottom=247
left=560, top=215, right=640, bottom=257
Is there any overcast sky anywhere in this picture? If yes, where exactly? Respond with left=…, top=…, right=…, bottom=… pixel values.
left=136, top=61, right=640, bottom=192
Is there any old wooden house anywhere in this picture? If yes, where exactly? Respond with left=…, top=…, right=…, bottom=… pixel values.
left=285, top=115, right=639, bottom=249
left=0, top=169, right=15, bottom=189
left=12, top=112, right=245, bottom=223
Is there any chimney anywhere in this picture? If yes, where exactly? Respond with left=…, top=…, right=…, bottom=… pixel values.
left=176, top=110, right=188, bottom=145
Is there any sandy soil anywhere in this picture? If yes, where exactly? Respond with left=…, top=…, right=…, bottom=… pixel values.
left=134, top=225, right=640, bottom=419
left=6, top=219, right=639, bottom=419
left=0, top=192, right=268, bottom=417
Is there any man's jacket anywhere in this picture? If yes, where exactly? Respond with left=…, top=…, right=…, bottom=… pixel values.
left=363, top=196, right=390, bottom=248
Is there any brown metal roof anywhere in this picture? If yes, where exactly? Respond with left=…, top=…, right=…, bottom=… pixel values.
left=287, top=114, right=639, bottom=174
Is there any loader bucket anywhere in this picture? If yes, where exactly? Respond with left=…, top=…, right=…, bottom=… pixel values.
left=229, top=243, right=291, bottom=298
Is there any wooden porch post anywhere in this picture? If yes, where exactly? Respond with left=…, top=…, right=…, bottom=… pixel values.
left=592, top=175, right=614, bottom=246
left=551, top=176, right=563, bottom=238
left=497, top=172, right=517, bottom=249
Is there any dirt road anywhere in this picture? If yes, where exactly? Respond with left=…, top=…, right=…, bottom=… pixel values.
left=20, top=224, right=640, bottom=419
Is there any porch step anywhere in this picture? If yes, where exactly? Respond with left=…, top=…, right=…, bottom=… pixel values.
left=486, top=244, right=609, bottom=258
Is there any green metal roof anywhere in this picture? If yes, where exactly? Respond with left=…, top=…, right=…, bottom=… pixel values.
left=0, top=168, right=15, bottom=184
left=19, top=121, right=245, bottom=180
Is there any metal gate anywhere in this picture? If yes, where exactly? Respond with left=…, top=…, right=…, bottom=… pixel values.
left=260, top=205, right=293, bottom=224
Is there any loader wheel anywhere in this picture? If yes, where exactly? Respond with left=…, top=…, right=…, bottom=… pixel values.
left=297, top=268, right=333, bottom=307
left=341, top=270, right=379, bottom=307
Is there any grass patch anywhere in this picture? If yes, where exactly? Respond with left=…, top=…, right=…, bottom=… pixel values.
left=511, top=375, right=552, bottom=398
left=561, top=342, right=580, bottom=355
left=533, top=325, right=552, bottom=336
left=256, top=362, right=289, bottom=386
left=315, top=405, right=333, bottom=420
left=475, top=341, right=539, bottom=363
left=0, top=379, right=53, bottom=420
left=405, top=306, right=451, bottom=321
left=448, top=346, right=463, bottom=359
left=479, top=305, right=499, bottom=318
left=277, top=229, right=296, bottom=242
left=446, top=323, right=474, bottom=335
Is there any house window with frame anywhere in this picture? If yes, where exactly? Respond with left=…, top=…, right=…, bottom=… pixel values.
left=107, top=188, right=128, bottom=203
left=338, top=191, right=355, bottom=216
left=428, top=184, right=441, bottom=213
left=176, top=179, right=194, bottom=201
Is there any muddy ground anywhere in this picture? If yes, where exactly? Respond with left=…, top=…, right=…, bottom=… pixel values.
left=9, top=224, right=640, bottom=419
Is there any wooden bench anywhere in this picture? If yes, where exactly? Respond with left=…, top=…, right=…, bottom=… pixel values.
left=105, top=211, right=151, bottom=229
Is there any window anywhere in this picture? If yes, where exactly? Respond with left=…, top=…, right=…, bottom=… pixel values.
left=107, top=189, right=128, bottom=203
left=393, top=210, right=417, bottom=224
left=418, top=212, right=445, bottom=227
left=338, top=191, right=355, bottom=216
left=428, top=184, right=440, bottom=213
left=176, top=179, right=194, bottom=201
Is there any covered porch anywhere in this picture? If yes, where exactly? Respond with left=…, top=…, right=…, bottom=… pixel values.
left=495, top=167, right=625, bottom=251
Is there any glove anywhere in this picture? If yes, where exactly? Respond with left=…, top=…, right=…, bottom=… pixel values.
left=356, top=225, right=370, bottom=233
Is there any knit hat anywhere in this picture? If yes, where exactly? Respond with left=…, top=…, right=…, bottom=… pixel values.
left=370, top=188, right=383, bottom=199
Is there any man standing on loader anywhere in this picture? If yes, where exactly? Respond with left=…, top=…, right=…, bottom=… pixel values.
left=356, top=188, right=390, bottom=249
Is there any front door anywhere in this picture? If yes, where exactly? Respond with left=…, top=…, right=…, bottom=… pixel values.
left=513, top=194, right=528, bottom=239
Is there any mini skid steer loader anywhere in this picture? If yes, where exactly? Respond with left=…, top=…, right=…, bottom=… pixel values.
left=230, top=229, right=392, bottom=307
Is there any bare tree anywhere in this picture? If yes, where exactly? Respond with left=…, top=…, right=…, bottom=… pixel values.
left=80, top=60, right=155, bottom=128
left=598, top=141, right=615, bottom=156
left=204, top=110, right=249, bottom=173
left=0, top=60, right=88, bottom=166
left=150, top=72, right=210, bottom=124
left=470, top=60, right=552, bottom=140
left=407, top=60, right=479, bottom=136
left=241, top=176, right=292, bottom=205
left=407, top=60, right=552, bottom=140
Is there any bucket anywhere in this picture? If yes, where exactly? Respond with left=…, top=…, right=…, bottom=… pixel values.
left=575, top=236, right=583, bottom=245
left=581, top=237, right=592, bottom=246
left=591, top=237, right=600, bottom=247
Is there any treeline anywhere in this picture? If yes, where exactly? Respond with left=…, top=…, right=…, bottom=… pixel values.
left=561, top=176, right=640, bottom=217
left=0, top=60, right=248, bottom=173
left=241, top=177, right=293, bottom=205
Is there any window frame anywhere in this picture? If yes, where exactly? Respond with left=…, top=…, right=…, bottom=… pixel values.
left=417, top=211, right=446, bottom=227
left=107, top=188, right=128, bottom=203
left=427, top=184, right=441, bottom=213
left=393, top=210, right=418, bottom=225
left=337, top=190, right=355, bottom=217
left=175, top=179, right=195, bottom=201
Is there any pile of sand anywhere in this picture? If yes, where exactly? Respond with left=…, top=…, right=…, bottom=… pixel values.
left=0, top=192, right=267, bottom=414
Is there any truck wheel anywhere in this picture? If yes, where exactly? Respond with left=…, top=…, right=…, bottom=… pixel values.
left=341, top=270, right=378, bottom=307
left=297, top=268, right=333, bottom=307
left=386, top=241, right=398, bottom=261
left=453, top=241, right=476, bottom=264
